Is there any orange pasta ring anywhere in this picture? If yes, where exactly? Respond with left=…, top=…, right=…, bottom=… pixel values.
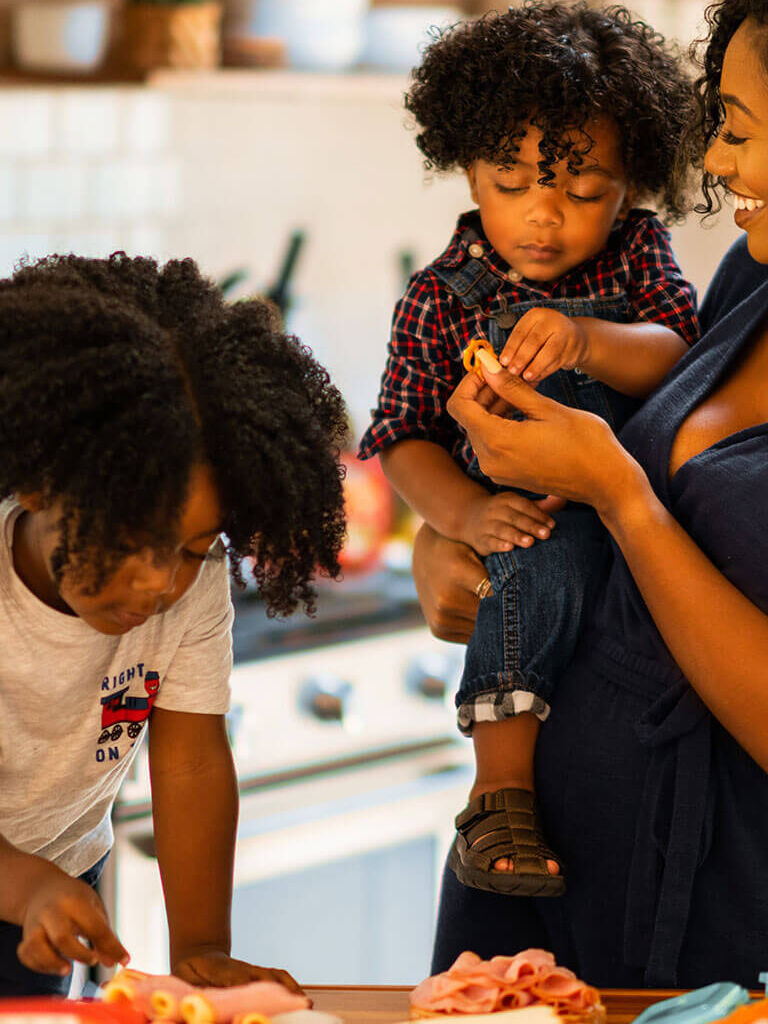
left=462, top=337, right=495, bottom=379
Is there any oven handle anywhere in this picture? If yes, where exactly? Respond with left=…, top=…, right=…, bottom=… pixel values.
left=121, top=757, right=472, bottom=865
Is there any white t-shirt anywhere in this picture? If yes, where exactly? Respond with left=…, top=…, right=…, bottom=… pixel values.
left=0, top=499, right=233, bottom=877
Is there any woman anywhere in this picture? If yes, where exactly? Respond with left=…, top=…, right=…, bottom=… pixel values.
left=414, top=0, right=768, bottom=990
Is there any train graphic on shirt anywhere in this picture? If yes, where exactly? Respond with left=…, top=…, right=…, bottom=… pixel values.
left=98, top=671, right=160, bottom=743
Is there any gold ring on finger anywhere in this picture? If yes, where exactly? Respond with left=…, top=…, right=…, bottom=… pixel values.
left=474, top=576, right=493, bottom=600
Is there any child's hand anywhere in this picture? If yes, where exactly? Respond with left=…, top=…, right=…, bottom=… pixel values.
left=172, top=949, right=304, bottom=993
left=463, top=491, right=556, bottom=556
left=18, top=872, right=129, bottom=976
left=500, top=307, right=589, bottom=384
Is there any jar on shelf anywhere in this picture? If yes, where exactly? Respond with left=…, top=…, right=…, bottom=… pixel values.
left=119, top=0, right=222, bottom=73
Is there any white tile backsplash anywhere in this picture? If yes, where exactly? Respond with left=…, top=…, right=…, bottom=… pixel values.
left=0, top=93, right=51, bottom=157
left=54, top=228, right=127, bottom=259
left=0, top=166, right=15, bottom=222
left=123, top=94, right=171, bottom=155
left=0, top=232, right=53, bottom=277
left=0, top=76, right=741, bottom=436
left=89, top=157, right=174, bottom=220
left=21, top=162, right=86, bottom=221
left=57, top=90, right=119, bottom=156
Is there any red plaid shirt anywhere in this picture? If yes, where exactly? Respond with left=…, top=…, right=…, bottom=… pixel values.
left=358, top=209, right=699, bottom=471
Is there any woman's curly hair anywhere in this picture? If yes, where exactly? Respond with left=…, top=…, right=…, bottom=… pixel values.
left=692, top=0, right=768, bottom=215
left=0, top=253, right=348, bottom=616
left=405, top=1, right=699, bottom=222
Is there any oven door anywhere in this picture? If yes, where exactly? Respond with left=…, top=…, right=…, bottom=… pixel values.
left=105, top=741, right=472, bottom=983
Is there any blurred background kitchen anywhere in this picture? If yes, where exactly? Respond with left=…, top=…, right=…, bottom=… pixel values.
left=1, top=0, right=736, bottom=991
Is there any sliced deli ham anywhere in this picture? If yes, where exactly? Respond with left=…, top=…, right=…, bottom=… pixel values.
left=101, top=969, right=309, bottom=1024
left=409, top=950, right=603, bottom=1021
left=180, top=981, right=310, bottom=1024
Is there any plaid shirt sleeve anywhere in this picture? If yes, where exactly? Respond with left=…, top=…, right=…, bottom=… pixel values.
left=358, top=271, right=464, bottom=461
left=623, top=216, right=700, bottom=347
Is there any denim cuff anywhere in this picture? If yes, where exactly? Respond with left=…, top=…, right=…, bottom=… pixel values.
left=457, top=681, right=551, bottom=735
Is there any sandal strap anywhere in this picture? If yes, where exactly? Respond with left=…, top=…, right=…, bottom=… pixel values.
left=455, top=787, right=561, bottom=875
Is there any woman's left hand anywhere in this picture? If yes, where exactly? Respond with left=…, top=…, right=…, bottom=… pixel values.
left=447, top=362, right=643, bottom=517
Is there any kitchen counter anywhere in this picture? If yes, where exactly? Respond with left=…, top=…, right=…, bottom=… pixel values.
left=305, top=987, right=715, bottom=1024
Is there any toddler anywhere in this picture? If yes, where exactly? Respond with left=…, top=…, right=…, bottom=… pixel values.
left=0, top=253, right=346, bottom=993
left=359, top=1, right=699, bottom=896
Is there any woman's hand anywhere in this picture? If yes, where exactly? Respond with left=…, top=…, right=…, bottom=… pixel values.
left=412, top=523, right=487, bottom=644
left=447, top=362, right=646, bottom=518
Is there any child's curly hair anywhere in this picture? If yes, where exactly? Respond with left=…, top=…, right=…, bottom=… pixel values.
left=406, top=1, right=698, bottom=222
left=692, top=0, right=768, bottom=215
left=0, top=253, right=348, bottom=616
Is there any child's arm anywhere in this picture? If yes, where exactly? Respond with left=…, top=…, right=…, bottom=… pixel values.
left=0, top=834, right=128, bottom=975
left=380, top=438, right=556, bottom=556
left=148, top=707, right=302, bottom=991
left=567, top=316, right=689, bottom=397
left=500, top=308, right=688, bottom=398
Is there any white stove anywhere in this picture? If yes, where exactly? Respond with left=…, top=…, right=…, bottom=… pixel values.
left=107, top=572, right=474, bottom=984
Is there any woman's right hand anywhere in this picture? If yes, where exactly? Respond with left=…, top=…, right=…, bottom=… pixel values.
left=413, top=495, right=568, bottom=644
left=412, top=523, right=485, bottom=644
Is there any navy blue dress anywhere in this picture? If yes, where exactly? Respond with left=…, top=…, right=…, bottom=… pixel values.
left=431, top=237, right=768, bottom=989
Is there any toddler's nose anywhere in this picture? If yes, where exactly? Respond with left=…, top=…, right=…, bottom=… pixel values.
left=526, top=188, right=562, bottom=227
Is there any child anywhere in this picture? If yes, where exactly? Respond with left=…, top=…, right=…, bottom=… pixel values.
left=359, top=2, right=700, bottom=896
left=0, top=253, right=347, bottom=994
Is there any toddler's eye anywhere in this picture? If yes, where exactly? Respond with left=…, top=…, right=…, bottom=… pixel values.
left=719, top=129, right=746, bottom=146
left=567, top=192, right=605, bottom=203
left=496, top=184, right=527, bottom=195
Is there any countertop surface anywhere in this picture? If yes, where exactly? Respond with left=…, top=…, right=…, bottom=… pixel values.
left=304, top=987, right=702, bottom=1024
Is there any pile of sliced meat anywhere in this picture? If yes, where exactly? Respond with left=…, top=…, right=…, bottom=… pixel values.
left=409, top=950, right=602, bottom=1018
left=101, top=969, right=311, bottom=1024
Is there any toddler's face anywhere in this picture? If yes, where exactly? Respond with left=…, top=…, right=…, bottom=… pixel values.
left=16, top=463, right=224, bottom=635
left=466, top=118, right=632, bottom=282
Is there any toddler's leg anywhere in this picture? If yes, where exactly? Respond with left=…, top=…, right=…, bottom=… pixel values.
left=470, top=715, right=558, bottom=874
left=449, top=503, right=605, bottom=896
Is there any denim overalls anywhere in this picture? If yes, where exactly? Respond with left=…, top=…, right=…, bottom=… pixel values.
left=433, top=228, right=641, bottom=732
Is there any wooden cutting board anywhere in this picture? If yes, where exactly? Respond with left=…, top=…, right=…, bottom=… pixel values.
left=305, top=987, right=708, bottom=1024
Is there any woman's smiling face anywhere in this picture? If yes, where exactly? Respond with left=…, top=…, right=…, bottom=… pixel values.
left=704, top=18, right=768, bottom=262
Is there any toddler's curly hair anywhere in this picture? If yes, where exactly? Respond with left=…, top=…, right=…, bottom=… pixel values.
left=406, top=1, right=699, bottom=222
left=0, top=253, right=348, bottom=616
left=692, top=0, right=768, bottom=214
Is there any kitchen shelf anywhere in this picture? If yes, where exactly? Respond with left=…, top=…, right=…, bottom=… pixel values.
left=146, top=68, right=409, bottom=101
left=0, top=65, right=410, bottom=100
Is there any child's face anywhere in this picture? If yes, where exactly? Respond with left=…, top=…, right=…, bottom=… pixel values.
left=704, top=18, right=768, bottom=263
left=466, top=118, right=632, bottom=282
left=16, top=463, right=224, bottom=635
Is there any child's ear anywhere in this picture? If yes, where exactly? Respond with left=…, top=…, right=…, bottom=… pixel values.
left=465, top=163, right=480, bottom=206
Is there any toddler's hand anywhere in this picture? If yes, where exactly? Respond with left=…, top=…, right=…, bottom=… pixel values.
left=500, top=307, right=589, bottom=383
left=172, top=949, right=303, bottom=993
left=18, top=871, right=129, bottom=976
left=463, top=491, right=556, bottom=556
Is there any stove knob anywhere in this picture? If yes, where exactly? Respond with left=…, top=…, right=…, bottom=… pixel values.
left=406, top=654, right=454, bottom=701
left=299, top=676, right=353, bottom=722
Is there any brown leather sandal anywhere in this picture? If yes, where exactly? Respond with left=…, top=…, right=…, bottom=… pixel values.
left=448, top=787, right=565, bottom=896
